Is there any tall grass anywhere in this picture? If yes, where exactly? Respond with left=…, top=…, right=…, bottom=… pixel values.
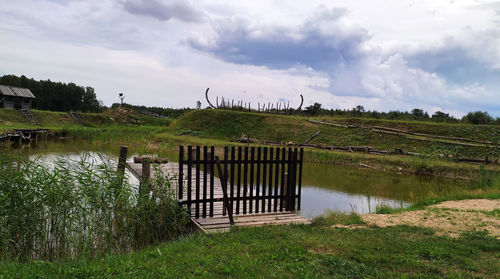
left=56, top=126, right=169, bottom=145
left=0, top=152, right=188, bottom=261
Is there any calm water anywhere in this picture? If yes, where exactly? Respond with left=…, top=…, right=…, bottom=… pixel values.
left=7, top=140, right=464, bottom=218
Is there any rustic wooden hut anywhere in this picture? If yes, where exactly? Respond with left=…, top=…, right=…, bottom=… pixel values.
left=0, top=85, right=36, bottom=110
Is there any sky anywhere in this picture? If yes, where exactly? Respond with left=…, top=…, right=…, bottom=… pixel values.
left=0, top=0, right=499, bottom=117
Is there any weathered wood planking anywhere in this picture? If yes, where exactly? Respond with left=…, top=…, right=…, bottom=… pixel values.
left=126, top=162, right=310, bottom=233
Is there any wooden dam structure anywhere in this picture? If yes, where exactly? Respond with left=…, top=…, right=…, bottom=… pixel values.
left=124, top=146, right=310, bottom=233
left=0, top=129, right=49, bottom=145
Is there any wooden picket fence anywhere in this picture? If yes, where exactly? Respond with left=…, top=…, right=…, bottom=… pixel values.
left=178, top=146, right=304, bottom=221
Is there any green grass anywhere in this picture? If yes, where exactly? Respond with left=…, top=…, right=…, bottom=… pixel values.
left=319, top=116, right=500, bottom=144
left=311, top=211, right=365, bottom=227
left=1, top=222, right=499, bottom=278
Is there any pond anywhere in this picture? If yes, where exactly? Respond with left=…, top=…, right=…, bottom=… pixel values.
left=6, top=139, right=465, bottom=218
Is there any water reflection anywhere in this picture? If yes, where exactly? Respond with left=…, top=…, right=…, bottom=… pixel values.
left=4, top=139, right=466, bottom=218
left=301, top=187, right=409, bottom=217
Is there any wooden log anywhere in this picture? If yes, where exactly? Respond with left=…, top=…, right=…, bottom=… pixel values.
left=456, top=157, right=486, bottom=163
left=133, top=155, right=168, bottom=163
left=303, top=131, right=321, bottom=144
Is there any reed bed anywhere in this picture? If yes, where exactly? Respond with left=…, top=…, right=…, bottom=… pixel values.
left=56, top=126, right=169, bottom=145
left=0, top=152, right=188, bottom=261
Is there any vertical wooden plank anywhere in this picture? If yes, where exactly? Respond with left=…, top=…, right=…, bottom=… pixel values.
left=243, top=146, right=248, bottom=214
left=230, top=146, right=235, bottom=213
left=209, top=146, right=215, bottom=217
left=298, top=148, right=304, bottom=211
left=178, top=146, right=184, bottom=201
left=279, top=148, right=286, bottom=212
left=223, top=146, right=229, bottom=216
left=287, top=148, right=293, bottom=211
left=273, top=148, right=280, bottom=212
left=291, top=148, right=298, bottom=211
left=215, top=157, right=234, bottom=225
left=236, top=146, right=242, bottom=215
left=261, top=147, right=267, bottom=213
left=195, top=146, right=200, bottom=218
left=249, top=147, right=255, bottom=213
left=203, top=146, right=207, bottom=218
left=255, top=147, right=261, bottom=213
left=267, top=147, right=274, bottom=212
left=187, top=146, right=192, bottom=212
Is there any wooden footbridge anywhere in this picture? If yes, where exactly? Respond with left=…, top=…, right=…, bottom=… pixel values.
left=125, top=146, right=310, bottom=233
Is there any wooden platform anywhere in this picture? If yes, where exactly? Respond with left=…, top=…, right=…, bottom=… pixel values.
left=126, top=162, right=310, bottom=233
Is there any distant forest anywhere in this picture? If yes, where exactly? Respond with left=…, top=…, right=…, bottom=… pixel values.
left=0, top=75, right=103, bottom=112
left=301, top=103, right=500, bottom=125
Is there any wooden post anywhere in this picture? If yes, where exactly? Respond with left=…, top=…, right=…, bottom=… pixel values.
left=140, top=158, right=151, bottom=196
left=117, top=146, right=128, bottom=188
left=178, top=146, right=184, bottom=201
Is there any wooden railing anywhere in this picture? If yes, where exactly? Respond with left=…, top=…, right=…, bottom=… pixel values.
left=178, top=146, right=303, bottom=219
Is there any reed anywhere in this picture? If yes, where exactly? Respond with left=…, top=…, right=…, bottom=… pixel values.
left=0, top=152, right=188, bottom=261
left=56, top=126, right=169, bottom=144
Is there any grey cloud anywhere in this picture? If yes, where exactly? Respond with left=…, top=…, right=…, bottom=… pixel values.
left=407, top=47, right=500, bottom=86
left=122, top=0, right=204, bottom=23
left=404, top=31, right=500, bottom=97
left=187, top=6, right=500, bottom=115
left=187, top=7, right=368, bottom=72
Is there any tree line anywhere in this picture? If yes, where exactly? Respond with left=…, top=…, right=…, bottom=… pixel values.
left=0, top=75, right=104, bottom=112
left=2, top=74, right=498, bottom=125
left=302, top=103, right=500, bottom=125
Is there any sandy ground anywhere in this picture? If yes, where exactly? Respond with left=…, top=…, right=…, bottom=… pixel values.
left=334, top=199, right=500, bottom=238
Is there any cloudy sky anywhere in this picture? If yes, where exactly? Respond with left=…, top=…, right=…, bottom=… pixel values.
left=1, top=0, right=499, bottom=116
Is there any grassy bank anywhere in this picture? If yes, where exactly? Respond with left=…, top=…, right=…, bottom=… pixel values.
left=2, top=216, right=499, bottom=278
left=0, top=108, right=171, bottom=129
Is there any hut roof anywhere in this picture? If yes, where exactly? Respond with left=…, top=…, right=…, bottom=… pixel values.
left=0, top=85, right=36, bottom=98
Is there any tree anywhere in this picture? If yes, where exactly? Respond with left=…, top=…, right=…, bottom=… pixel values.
left=462, top=111, right=493, bottom=125
left=304, top=103, right=322, bottom=116
left=431, top=111, right=456, bottom=123
left=411, top=108, right=424, bottom=117
left=354, top=105, right=365, bottom=113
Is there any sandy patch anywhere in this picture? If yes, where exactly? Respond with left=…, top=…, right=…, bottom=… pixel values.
left=430, top=199, right=500, bottom=211
left=335, top=199, right=500, bottom=238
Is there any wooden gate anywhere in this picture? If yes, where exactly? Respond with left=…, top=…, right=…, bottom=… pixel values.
left=178, top=146, right=303, bottom=221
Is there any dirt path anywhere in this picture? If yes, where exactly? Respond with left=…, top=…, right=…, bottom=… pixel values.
left=337, top=199, right=500, bottom=238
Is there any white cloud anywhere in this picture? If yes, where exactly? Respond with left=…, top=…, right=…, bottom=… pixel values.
left=0, top=0, right=499, bottom=117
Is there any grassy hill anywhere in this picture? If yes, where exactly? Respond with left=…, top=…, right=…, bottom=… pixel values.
left=170, top=110, right=500, bottom=159
left=0, top=108, right=171, bottom=128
